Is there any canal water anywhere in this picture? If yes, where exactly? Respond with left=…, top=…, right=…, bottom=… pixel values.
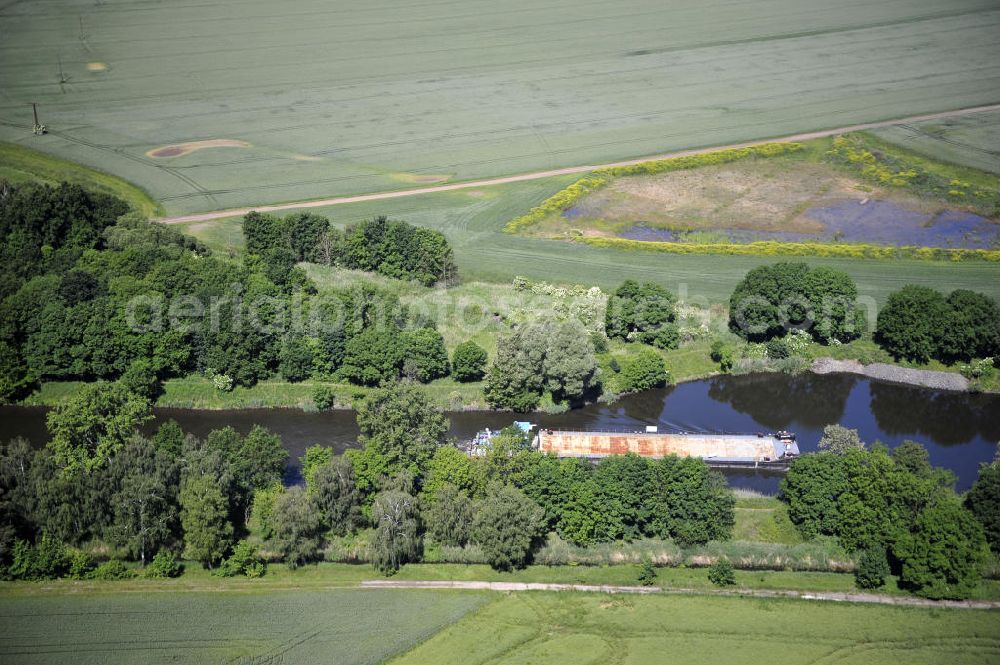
left=2, top=374, right=998, bottom=492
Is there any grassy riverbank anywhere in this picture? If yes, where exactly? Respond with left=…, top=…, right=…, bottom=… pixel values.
left=3, top=560, right=998, bottom=601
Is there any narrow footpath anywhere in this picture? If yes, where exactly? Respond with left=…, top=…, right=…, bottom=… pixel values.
left=360, top=579, right=1000, bottom=610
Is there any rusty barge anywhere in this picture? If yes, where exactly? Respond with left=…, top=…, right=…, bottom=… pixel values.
left=533, top=427, right=799, bottom=469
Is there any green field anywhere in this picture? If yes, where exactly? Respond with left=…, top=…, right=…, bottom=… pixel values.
left=873, top=108, right=1000, bottom=174
left=0, top=588, right=486, bottom=665
left=2, top=0, right=999, bottom=214
left=178, top=175, right=1000, bottom=306
left=0, top=142, right=162, bottom=216
left=389, top=592, right=1000, bottom=665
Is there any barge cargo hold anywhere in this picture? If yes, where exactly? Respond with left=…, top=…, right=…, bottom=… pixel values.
left=535, top=429, right=799, bottom=469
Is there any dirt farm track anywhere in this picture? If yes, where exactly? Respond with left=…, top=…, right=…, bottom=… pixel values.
left=1, top=0, right=999, bottom=215
left=157, top=104, right=1000, bottom=224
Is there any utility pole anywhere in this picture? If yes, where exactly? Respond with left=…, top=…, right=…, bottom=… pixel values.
left=32, top=103, right=46, bottom=135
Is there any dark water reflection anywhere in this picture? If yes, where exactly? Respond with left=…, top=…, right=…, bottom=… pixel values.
left=2, top=374, right=997, bottom=492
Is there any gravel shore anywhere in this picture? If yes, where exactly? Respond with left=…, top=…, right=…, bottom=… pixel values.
left=811, top=358, right=969, bottom=391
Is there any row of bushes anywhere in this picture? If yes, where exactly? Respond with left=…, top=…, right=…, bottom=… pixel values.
left=3, top=537, right=184, bottom=581
left=328, top=530, right=853, bottom=571
left=579, top=236, right=1000, bottom=262
left=503, top=142, right=803, bottom=233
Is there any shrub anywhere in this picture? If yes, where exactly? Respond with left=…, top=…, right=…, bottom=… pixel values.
left=216, top=541, right=266, bottom=578
left=312, top=386, right=336, bottom=410
left=710, top=340, right=734, bottom=372
left=8, top=536, right=72, bottom=580
left=212, top=373, right=234, bottom=392
left=89, top=560, right=135, bottom=580
left=452, top=341, right=489, bottom=382
left=708, top=559, right=737, bottom=586
left=618, top=349, right=669, bottom=393
left=765, top=339, right=789, bottom=359
left=67, top=550, right=96, bottom=580
left=145, top=551, right=184, bottom=579
left=854, top=548, right=889, bottom=589
left=637, top=555, right=657, bottom=586
left=605, top=280, right=679, bottom=349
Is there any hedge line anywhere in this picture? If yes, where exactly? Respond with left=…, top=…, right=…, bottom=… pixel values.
left=579, top=236, right=1000, bottom=262
left=503, top=142, right=804, bottom=234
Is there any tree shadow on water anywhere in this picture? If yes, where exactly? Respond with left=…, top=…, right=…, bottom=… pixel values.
left=870, top=382, right=1000, bottom=446
left=706, top=373, right=858, bottom=431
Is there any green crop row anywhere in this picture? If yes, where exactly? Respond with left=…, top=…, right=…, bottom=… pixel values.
left=503, top=142, right=803, bottom=233
left=580, top=236, right=1000, bottom=262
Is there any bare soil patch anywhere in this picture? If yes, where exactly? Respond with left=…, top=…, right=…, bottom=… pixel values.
left=146, top=139, right=250, bottom=159
left=549, top=159, right=998, bottom=248
left=560, top=161, right=866, bottom=235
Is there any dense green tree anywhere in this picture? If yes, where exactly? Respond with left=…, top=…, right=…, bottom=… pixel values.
left=58, top=269, right=104, bottom=305
left=152, top=420, right=185, bottom=458
left=483, top=327, right=545, bottom=411
left=637, top=556, right=657, bottom=586
left=965, top=460, right=1000, bottom=554
left=817, top=424, right=865, bottom=454
left=592, top=453, right=655, bottom=540
left=0, top=341, right=36, bottom=402
left=557, top=477, right=624, bottom=545
left=939, top=289, right=1000, bottom=362
left=216, top=540, right=265, bottom=578
left=472, top=483, right=546, bottom=571
left=311, top=456, right=363, bottom=535
left=339, top=327, right=403, bottom=386
left=179, top=475, right=233, bottom=568
left=284, top=212, right=330, bottom=262
left=400, top=328, right=449, bottom=382
left=542, top=319, right=600, bottom=401
left=617, top=349, right=669, bottom=393
left=451, top=341, right=488, bottom=382
left=232, top=426, right=289, bottom=496
left=875, top=285, right=950, bottom=363
left=300, top=445, right=334, bottom=491
left=371, top=489, right=422, bottom=575
left=893, top=496, right=989, bottom=600
left=647, top=456, right=734, bottom=546
left=781, top=452, right=849, bottom=539
left=341, top=216, right=456, bottom=286
left=356, top=383, right=449, bottom=477
left=107, top=474, right=176, bottom=566
left=422, top=445, right=486, bottom=501
left=891, top=440, right=934, bottom=479
left=605, top=280, right=680, bottom=349
left=422, top=483, right=473, bottom=546
left=248, top=484, right=283, bottom=542
left=729, top=262, right=863, bottom=343
left=242, top=212, right=286, bottom=255
left=46, top=381, right=152, bottom=472
left=510, top=453, right=581, bottom=528
left=279, top=335, right=314, bottom=382
left=270, top=486, right=325, bottom=568
left=854, top=547, right=890, bottom=589
left=485, top=321, right=598, bottom=409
